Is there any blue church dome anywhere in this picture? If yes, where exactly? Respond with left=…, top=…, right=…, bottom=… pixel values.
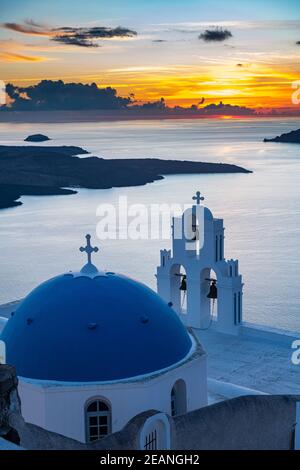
left=1, top=261, right=192, bottom=382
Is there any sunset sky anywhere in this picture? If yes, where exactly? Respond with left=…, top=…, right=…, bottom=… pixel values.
left=1, top=0, right=300, bottom=108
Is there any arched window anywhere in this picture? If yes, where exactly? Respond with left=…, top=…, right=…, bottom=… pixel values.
left=171, top=379, right=187, bottom=416
left=215, top=235, right=219, bottom=262
left=85, top=399, right=111, bottom=442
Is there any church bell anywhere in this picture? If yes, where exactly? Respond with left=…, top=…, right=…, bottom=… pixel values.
left=207, top=280, right=217, bottom=299
left=179, top=275, right=187, bottom=291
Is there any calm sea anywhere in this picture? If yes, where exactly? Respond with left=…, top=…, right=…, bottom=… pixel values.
left=0, top=117, right=299, bottom=331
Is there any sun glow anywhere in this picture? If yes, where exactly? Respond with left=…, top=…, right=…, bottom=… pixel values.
left=96, top=62, right=299, bottom=108
left=1, top=14, right=300, bottom=110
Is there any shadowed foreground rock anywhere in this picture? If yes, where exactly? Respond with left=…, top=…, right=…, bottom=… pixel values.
left=0, top=364, right=21, bottom=445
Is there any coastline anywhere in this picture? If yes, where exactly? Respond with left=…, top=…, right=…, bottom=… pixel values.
left=0, top=144, right=251, bottom=210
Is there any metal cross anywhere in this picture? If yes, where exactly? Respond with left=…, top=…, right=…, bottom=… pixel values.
left=79, top=234, right=99, bottom=265
left=192, top=191, right=204, bottom=205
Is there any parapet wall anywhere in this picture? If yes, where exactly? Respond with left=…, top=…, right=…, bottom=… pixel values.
left=173, top=394, right=299, bottom=450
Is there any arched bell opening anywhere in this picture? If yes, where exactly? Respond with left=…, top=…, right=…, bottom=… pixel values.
left=170, top=264, right=187, bottom=314
left=183, top=208, right=200, bottom=254
left=200, top=268, right=218, bottom=323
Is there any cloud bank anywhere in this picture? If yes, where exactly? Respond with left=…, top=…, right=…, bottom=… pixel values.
left=4, top=80, right=133, bottom=110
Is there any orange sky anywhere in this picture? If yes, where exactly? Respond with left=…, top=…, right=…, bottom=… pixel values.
left=3, top=60, right=298, bottom=109
left=1, top=2, right=300, bottom=109
left=96, top=63, right=300, bottom=108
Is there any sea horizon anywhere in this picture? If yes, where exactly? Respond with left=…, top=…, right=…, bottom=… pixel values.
left=1, top=110, right=300, bottom=124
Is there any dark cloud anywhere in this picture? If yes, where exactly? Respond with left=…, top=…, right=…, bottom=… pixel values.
left=52, top=36, right=98, bottom=47
left=4, top=80, right=133, bottom=110
left=52, top=26, right=137, bottom=47
left=152, top=39, right=167, bottom=43
left=2, top=22, right=137, bottom=47
left=51, top=32, right=98, bottom=48
left=199, top=27, right=232, bottom=42
left=2, top=22, right=50, bottom=36
left=236, top=63, right=243, bottom=67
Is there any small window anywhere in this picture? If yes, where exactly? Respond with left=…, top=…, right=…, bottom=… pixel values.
left=234, top=293, right=237, bottom=324
left=86, top=399, right=111, bottom=443
left=219, top=235, right=223, bottom=260
left=215, top=236, right=218, bottom=262
left=171, top=388, right=176, bottom=417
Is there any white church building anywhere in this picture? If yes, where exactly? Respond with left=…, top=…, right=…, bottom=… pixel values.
left=0, top=233, right=207, bottom=443
left=157, top=191, right=243, bottom=335
left=1, top=191, right=300, bottom=450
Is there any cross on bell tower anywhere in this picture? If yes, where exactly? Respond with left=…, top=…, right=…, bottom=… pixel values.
left=192, top=191, right=204, bottom=205
left=79, top=234, right=99, bottom=274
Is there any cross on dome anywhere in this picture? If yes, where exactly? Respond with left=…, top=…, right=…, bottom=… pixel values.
left=192, top=191, right=204, bottom=205
left=79, top=234, right=99, bottom=274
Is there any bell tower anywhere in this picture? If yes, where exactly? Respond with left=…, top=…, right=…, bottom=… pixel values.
left=156, top=192, right=243, bottom=335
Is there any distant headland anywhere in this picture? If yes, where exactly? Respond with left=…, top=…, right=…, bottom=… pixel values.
left=264, top=128, right=300, bottom=143
left=0, top=145, right=251, bottom=209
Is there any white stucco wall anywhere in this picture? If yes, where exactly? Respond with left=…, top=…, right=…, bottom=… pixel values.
left=19, top=381, right=46, bottom=425
left=18, top=349, right=206, bottom=443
